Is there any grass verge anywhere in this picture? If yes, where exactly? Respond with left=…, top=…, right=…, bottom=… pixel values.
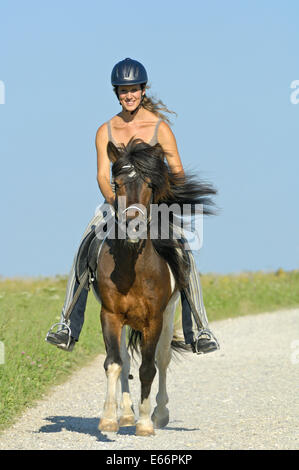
left=0, top=276, right=104, bottom=431
left=201, top=268, right=299, bottom=320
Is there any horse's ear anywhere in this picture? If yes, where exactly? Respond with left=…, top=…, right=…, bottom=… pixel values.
left=107, top=141, right=120, bottom=163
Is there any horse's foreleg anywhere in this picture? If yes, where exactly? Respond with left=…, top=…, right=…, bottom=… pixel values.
left=119, top=326, right=135, bottom=427
left=99, top=308, right=122, bottom=433
left=152, top=295, right=178, bottom=429
left=136, top=322, right=162, bottom=437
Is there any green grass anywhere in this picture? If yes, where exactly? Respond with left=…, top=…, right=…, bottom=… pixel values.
left=201, top=268, right=299, bottom=321
left=0, top=276, right=104, bottom=431
left=0, top=268, right=299, bottom=431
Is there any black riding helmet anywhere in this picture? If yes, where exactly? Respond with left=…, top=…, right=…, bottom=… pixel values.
left=111, top=58, right=148, bottom=113
left=111, top=58, right=148, bottom=87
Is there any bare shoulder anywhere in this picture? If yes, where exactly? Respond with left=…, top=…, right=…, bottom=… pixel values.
left=157, top=120, right=182, bottom=173
left=158, top=120, right=177, bottom=143
left=95, top=122, right=108, bottom=142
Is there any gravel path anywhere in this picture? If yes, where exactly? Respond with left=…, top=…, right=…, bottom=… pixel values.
left=0, top=309, right=298, bottom=450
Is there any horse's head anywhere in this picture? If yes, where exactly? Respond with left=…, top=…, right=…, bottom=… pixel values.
left=107, top=138, right=217, bottom=246
left=107, top=139, right=167, bottom=243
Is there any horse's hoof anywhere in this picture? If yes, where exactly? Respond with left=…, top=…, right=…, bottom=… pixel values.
left=136, top=423, right=155, bottom=437
left=151, top=411, right=169, bottom=429
left=98, top=418, right=119, bottom=433
left=119, top=415, right=136, bottom=427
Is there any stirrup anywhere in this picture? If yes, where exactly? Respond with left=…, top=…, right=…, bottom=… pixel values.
left=194, top=328, right=220, bottom=355
left=45, top=322, right=72, bottom=350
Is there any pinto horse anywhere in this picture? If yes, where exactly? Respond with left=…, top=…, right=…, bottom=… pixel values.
left=95, top=139, right=216, bottom=436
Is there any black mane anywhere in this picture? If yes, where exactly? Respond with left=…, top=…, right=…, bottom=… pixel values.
left=110, top=138, right=217, bottom=213
left=108, top=138, right=217, bottom=290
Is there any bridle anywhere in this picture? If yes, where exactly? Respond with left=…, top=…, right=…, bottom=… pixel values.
left=113, top=163, right=153, bottom=231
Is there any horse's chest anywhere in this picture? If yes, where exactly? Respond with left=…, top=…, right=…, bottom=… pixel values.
left=98, top=244, right=172, bottom=317
left=102, top=269, right=171, bottom=322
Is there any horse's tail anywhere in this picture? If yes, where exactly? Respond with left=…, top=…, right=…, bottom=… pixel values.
left=127, top=328, right=191, bottom=358
left=127, top=328, right=142, bottom=358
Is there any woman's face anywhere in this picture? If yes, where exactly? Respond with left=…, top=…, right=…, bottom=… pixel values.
left=117, top=84, right=145, bottom=112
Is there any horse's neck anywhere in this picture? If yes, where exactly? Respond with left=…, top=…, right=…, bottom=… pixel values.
left=113, top=241, right=143, bottom=270
left=109, top=238, right=152, bottom=294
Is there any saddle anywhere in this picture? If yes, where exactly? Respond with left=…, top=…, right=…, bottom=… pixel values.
left=75, top=226, right=103, bottom=287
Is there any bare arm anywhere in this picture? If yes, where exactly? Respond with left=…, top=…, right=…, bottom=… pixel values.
left=158, top=121, right=184, bottom=176
left=95, top=123, right=115, bottom=205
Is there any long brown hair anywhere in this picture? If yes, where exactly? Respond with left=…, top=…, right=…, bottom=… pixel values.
left=141, top=85, right=177, bottom=125
left=113, top=84, right=177, bottom=125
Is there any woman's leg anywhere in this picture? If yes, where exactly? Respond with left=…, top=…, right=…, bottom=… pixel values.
left=181, top=249, right=220, bottom=354
left=46, top=203, right=114, bottom=350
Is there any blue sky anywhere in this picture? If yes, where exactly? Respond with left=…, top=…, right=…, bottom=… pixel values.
left=0, top=0, right=299, bottom=276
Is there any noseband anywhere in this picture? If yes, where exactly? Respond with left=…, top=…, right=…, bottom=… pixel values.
left=121, top=204, right=147, bottom=217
